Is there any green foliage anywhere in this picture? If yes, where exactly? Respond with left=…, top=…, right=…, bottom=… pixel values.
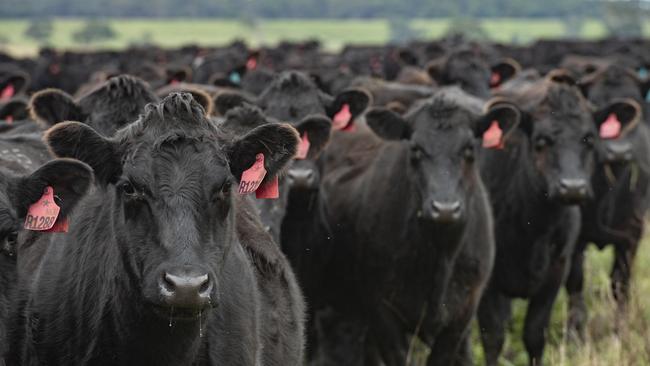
left=388, top=17, right=423, bottom=42
left=0, top=0, right=598, bottom=18
left=603, top=1, right=644, bottom=38
left=24, top=18, right=53, bottom=43
left=72, top=20, right=116, bottom=44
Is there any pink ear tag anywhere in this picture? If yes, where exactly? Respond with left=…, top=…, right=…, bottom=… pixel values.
left=1, top=83, right=14, bottom=101
left=239, top=153, right=267, bottom=194
left=5, top=115, right=13, bottom=124
left=246, top=57, right=258, bottom=70
left=24, top=186, right=61, bottom=231
left=296, top=132, right=310, bottom=160
left=482, top=120, right=504, bottom=149
left=332, top=103, right=352, bottom=130
left=255, top=176, right=279, bottom=199
left=600, top=113, right=621, bottom=140
left=490, top=72, right=501, bottom=88
left=170, top=78, right=179, bottom=85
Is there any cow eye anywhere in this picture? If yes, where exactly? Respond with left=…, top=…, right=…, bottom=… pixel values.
left=1, top=231, right=17, bottom=258
left=410, top=144, right=423, bottom=162
left=534, top=136, right=550, bottom=151
left=462, top=145, right=475, bottom=162
left=583, top=134, right=595, bottom=149
left=120, top=181, right=137, bottom=197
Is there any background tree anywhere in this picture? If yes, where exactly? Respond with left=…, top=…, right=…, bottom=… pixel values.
left=24, top=19, right=53, bottom=44
left=72, top=20, right=117, bottom=44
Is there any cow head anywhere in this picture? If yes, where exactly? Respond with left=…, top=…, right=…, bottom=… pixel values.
left=30, top=75, right=159, bottom=136
left=365, top=91, right=520, bottom=224
left=0, top=158, right=91, bottom=354
left=45, top=93, right=298, bottom=319
left=514, top=72, right=597, bottom=203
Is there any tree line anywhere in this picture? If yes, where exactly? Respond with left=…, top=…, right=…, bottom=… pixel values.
left=0, top=0, right=610, bottom=18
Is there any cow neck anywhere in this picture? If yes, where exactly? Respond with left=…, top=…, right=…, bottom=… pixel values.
left=483, top=139, right=562, bottom=233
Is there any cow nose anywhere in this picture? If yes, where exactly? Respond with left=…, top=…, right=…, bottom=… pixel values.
left=558, top=178, right=589, bottom=202
left=160, top=271, right=212, bottom=309
left=430, top=200, right=463, bottom=223
left=605, top=142, right=633, bottom=163
left=287, top=168, right=316, bottom=189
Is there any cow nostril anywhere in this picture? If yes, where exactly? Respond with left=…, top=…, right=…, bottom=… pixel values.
left=198, top=274, right=211, bottom=294
left=430, top=200, right=463, bottom=222
left=162, top=272, right=175, bottom=291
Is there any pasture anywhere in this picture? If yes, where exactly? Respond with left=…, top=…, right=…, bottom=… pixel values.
left=2, top=18, right=650, bottom=56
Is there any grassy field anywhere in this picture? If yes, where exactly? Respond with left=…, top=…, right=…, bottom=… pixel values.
left=2, top=18, right=650, bottom=56
left=468, top=239, right=650, bottom=366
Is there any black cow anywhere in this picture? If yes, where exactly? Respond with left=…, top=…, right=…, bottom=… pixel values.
left=29, top=74, right=159, bottom=136
left=7, top=93, right=301, bottom=365
left=478, top=71, right=598, bottom=366
left=427, top=46, right=520, bottom=99
left=313, top=88, right=517, bottom=365
left=566, top=64, right=650, bottom=335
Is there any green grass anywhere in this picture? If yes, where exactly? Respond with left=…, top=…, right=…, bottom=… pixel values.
left=465, top=233, right=650, bottom=366
left=2, top=18, right=650, bottom=56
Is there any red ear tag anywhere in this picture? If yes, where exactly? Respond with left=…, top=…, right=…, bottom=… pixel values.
left=482, top=120, right=504, bottom=149
left=332, top=103, right=352, bottom=130
left=296, top=132, right=310, bottom=160
left=600, top=113, right=621, bottom=139
left=246, top=57, right=258, bottom=70
left=490, top=72, right=501, bottom=88
left=170, top=78, right=179, bottom=85
left=255, top=176, right=279, bottom=199
left=24, top=186, right=61, bottom=231
left=5, top=115, right=13, bottom=124
left=1, top=83, right=14, bottom=101
left=239, top=153, right=267, bottom=194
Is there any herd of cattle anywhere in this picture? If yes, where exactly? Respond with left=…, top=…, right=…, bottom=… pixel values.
left=0, top=36, right=648, bottom=366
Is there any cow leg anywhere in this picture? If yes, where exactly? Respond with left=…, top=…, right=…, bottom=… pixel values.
left=368, top=308, right=409, bottom=366
left=611, top=239, right=639, bottom=311
left=523, top=256, right=569, bottom=366
left=426, top=322, right=473, bottom=366
left=565, top=240, right=587, bottom=339
left=478, top=285, right=511, bottom=366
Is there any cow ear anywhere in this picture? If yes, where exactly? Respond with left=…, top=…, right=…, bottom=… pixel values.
left=227, top=123, right=299, bottom=183
left=13, top=159, right=94, bottom=220
left=45, top=122, right=122, bottom=185
left=294, top=115, right=332, bottom=158
left=426, top=59, right=444, bottom=85
left=593, top=98, right=642, bottom=134
left=0, top=99, right=29, bottom=121
left=29, top=89, right=84, bottom=128
left=490, top=58, right=521, bottom=87
left=166, top=66, right=191, bottom=84
left=397, top=49, right=419, bottom=66
left=327, top=88, right=371, bottom=126
left=366, top=107, right=411, bottom=140
left=546, top=69, right=577, bottom=86
left=214, top=91, right=256, bottom=116
left=476, top=99, right=522, bottom=146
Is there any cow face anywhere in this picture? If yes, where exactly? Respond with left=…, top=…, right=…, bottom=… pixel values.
left=46, top=93, right=298, bottom=319
left=366, top=95, right=520, bottom=224
left=521, top=83, right=597, bottom=203
left=428, top=49, right=492, bottom=98
left=580, top=64, right=650, bottom=108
